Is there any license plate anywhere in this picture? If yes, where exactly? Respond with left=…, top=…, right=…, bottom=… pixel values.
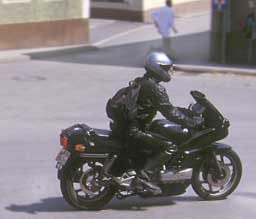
left=56, top=149, right=71, bottom=169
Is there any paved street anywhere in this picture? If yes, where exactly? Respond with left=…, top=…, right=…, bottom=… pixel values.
left=0, top=13, right=256, bottom=219
left=0, top=59, right=256, bottom=219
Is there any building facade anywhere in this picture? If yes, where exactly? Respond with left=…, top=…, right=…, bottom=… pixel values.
left=91, top=0, right=210, bottom=22
left=0, top=0, right=210, bottom=50
left=0, top=0, right=90, bottom=50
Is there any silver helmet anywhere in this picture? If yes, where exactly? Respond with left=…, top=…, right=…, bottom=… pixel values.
left=144, top=52, right=173, bottom=82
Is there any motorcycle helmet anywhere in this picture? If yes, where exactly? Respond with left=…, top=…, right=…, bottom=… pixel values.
left=144, top=51, right=173, bottom=82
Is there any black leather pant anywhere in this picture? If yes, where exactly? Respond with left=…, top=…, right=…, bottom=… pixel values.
left=128, top=126, right=177, bottom=177
left=111, top=122, right=177, bottom=177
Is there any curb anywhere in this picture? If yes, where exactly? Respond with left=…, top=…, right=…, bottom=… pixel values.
left=0, top=44, right=98, bottom=63
left=174, top=64, right=256, bottom=76
left=0, top=54, right=31, bottom=63
left=1, top=45, right=256, bottom=76
left=25, top=45, right=98, bottom=59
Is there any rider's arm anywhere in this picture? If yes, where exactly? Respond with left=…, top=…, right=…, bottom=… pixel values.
left=151, top=83, right=202, bottom=128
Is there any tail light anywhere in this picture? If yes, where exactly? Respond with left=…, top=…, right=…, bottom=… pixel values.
left=75, top=144, right=86, bottom=152
left=60, top=136, right=69, bottom=149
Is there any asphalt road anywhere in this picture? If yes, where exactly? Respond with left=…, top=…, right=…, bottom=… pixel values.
left=0, top=13, right=256, bottom=219
left=0, top=58, right=255, bottom=219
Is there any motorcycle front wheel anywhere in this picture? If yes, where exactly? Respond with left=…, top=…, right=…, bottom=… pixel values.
left=191, top=149, right=242, bottom=200
left=60, top=160, right=115, bottom=210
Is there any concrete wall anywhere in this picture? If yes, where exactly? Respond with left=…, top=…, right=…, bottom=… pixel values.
left=144, top=0, right=205, bottom=10
left=90, top=0, right=143, bottom=21
left=0, top=0, right=90, bottom=50
left=91, top=0, right=142, bottom=11
left=91, top=0, right=210, bottom=22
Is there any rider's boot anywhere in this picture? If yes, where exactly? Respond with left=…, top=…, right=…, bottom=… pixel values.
left=133, top=144, right=177, bottom=195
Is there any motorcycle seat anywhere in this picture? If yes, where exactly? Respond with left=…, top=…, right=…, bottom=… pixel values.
left=94, top=129, right=112, bottom=137
left=91, top=129, right=123, bottom=149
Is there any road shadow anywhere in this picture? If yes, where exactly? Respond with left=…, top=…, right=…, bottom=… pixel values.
left=5, top=197, right=73, bottom=215
left=28, top=31, right=210, bottom=68
left=5, top=195, right=200, bottom=214
left=106, top=195, right=201, bottom=211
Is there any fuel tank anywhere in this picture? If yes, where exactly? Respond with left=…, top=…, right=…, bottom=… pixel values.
left=149, top=119, right=191, bottom=144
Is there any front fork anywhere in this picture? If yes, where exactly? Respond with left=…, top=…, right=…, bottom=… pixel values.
left=207, top=150, right=224, bottom=178
left=202, top=142, right=232, bottom=179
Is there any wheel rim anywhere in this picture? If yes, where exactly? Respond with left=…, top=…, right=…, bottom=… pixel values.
left=71, top=162, right=111, bottom=202
left=198, top=152, right=239, bottom=197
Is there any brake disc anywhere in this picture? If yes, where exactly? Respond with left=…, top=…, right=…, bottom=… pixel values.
left=79, top=169, right=102, bottom=197
left=207, top=163, right=231, bottom=188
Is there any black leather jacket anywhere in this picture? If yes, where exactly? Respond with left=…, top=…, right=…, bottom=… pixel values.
left=110, top=74, right=202, bottom=142
left=134, top=75, right=199, bottom=130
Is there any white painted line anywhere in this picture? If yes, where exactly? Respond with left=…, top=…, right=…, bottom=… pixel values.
left=93, top=25, right=149, bottom=46
left=176, top=11, right=210, bottom=19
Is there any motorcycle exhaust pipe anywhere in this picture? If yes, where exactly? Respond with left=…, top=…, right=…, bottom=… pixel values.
left=160, top=168, right=193, bottom=183
left=80, top=153, right=109, bottom=159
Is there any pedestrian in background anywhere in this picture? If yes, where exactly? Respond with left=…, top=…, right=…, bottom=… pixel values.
left=242, top=12, right=256, bottom=63
left=152, top=0, right=178, bottom=60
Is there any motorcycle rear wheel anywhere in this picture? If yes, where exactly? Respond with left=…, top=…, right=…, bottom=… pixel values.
left=60, top=161, right=115, bottom=210
left=191, top=149, right=242, bottom=200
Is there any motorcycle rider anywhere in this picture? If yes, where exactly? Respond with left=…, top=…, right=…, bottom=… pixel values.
left=109, top=51, right=204, bottom=194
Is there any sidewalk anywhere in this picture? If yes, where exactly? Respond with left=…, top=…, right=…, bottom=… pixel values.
left=0, top=44, right=97, bottom=63
left=0, top=14, right=256, bottom=76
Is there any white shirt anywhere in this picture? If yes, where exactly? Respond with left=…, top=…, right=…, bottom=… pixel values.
left=152, top=6, right=175, bottom=38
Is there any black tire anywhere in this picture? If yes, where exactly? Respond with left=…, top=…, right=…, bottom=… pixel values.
left=60, top=161, right=116, bottom=210
left=191, top=149, right=242, bottom=200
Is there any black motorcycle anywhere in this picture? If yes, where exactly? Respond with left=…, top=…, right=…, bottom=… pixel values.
left=55, top=90, right=242, bottom=210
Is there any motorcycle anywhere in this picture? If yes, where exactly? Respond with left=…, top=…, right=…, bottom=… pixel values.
left=55, top=90, right=242, bottom=210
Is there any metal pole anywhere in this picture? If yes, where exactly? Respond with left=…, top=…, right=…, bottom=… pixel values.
left=221, top=11, right=226, bottom=63
left=247, top=0, right=256, bottom=64
left=221, top=0, right=230, bottom=64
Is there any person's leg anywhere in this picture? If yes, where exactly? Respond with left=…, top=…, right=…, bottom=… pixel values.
left=248, top=39, right=253, bottom=63
left=129, top=127, right=177, bottom=194
left=143, top=144, right=177, bottom=173
left=162, top=37, right=177, bottom=60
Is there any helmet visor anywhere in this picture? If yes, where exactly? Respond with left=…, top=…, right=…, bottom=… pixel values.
left=161, top=65, right=174, bottom=75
